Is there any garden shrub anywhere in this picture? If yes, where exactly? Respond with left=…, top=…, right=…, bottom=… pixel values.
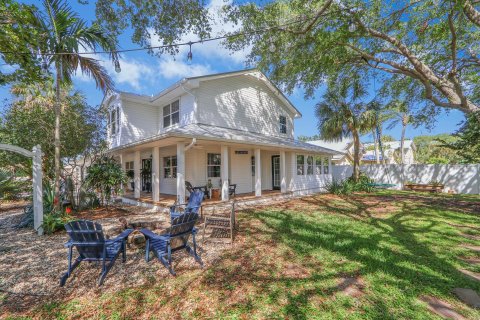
left=326, top=173, right=374, bottom=195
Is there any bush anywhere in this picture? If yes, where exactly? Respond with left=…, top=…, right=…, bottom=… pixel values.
left=326, top=173, right=374, bottom=195
left=85, top=156, right=126, bottom=206
left=42, top=208, right=74, bottom=235
left=0, top=169, right=27, bottom=200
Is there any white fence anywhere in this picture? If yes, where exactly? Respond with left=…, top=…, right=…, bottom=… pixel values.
left=332, top=164, right=480, bottom=195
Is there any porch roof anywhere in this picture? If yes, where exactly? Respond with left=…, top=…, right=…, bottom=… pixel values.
left=110, top=123, right=340, bottom=155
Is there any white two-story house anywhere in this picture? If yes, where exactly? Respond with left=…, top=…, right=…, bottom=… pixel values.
left=102, top=69, right=337, bottom=204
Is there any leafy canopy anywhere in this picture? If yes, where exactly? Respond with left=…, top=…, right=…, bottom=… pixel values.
left=0, top=80, right=105, bottom=179
left=440, top=113, right=480, bottom=163
left=225, top=0, right=480, bottom=115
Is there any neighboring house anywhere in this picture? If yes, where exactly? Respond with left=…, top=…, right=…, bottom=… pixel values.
left=307, top=138, right=361, bottom=165
left=102, top=69, right=338, bottom=203
left=362, top=140, right=416, bottom=164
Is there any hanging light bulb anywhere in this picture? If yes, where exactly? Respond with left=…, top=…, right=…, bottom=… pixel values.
left=348, top=20, right=357, bottom=32
left=268, top=36, right=276, bottom=53
left=114, top=59, right=121, bottom=73
left=187, top=42, right=193, bottom=65
left=269, top=42, right=276, bottom=53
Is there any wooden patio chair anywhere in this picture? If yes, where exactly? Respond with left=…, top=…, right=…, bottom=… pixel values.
left=228, top=184, right=237, bottom=198
left=202, top=201, right=237, bottom=244
left=60, top=220, right=133, bottom=286
left=185, top=181, right=209, bottom=199
left=140, top=212, right=202, bottom=275
left=170, top=190, right=204, bottom=221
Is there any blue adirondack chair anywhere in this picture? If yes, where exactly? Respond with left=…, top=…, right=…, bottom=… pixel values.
left=60, top=220, right=133, bottom=287
left=141, top=212, right=202, bottom=275
left=170, top=190, right=204, bottom=221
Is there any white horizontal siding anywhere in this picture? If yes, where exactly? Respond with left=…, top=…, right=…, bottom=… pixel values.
left=230, top=148, right=254, bottom=194
left=156, top=94, right=196, bottom=133
left=196, top=75, right=295, bottom=138
left=120, top=100, right=158, bottom=146
left=288, top=151, right=332, bottom=193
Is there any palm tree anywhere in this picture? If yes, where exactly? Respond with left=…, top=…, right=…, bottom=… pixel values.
left=316, top=79, right=376, bottom=181
left=34, top=0, right=119, bottom=208
left=386, top=101, right=412, bottom=165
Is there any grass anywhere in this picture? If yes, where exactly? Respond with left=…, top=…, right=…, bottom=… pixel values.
left=11, top=190, right=480, bottom=319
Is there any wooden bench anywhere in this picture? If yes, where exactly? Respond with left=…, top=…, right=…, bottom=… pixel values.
left=404, top=184, right=444, bottom=193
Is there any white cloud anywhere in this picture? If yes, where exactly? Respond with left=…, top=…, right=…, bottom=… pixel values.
left=108, top=58, right=153, bottom=90
left=149, top=0, right=250, bottom=79
left=74, top=55, right=153, bottom=90
left=158, top=57, right=213, bottom=79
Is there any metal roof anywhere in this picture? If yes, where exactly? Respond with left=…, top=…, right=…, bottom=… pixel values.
left=109, top=123, right=340, bottom=155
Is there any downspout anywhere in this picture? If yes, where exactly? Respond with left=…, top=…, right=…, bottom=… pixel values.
left=185, top=138, right=197, bottom=151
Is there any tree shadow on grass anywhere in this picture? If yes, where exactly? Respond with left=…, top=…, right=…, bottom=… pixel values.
left=198, top=193, right=480, bottom=318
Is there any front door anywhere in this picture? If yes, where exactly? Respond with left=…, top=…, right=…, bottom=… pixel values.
left=272, top=155, right=280, bottom=190
left=141, top=159, right=152, bottom=192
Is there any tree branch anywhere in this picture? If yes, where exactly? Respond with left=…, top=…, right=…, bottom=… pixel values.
left=277, top=0, right=333, bottom=34
left=463, top=0, right=480, bottom=27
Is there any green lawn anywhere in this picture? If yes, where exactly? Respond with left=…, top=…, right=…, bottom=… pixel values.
left=18, top=191, right=480, bottom=319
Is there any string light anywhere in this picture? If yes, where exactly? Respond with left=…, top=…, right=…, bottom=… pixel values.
left=187, top=42, right=193, bottom=64
left=114, top=59, right=121, bottom=73
left=0, top=13, right=323, bottom=58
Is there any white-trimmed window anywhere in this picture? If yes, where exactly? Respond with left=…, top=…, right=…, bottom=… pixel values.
left=125, top=161, right=134, bottom=171
left=163, top=100, right=180, bottom=128
left=207, top=153, right=221, bottom=178
left=279, top=115, right=287, bottom=134
left=307, top=155, right=314, bottom=175
left=108, top=106, right=120, bottom=136
left=315, top=156, right=322, bottom=175
left=296, top=155, right=304, bottom=175
left=163, top=156, right=177, bottom=178
left=323, top=157, right=330, bottom=174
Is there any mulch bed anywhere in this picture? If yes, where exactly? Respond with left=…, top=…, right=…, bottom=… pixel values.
left=0, top=202, right=233, bottom=316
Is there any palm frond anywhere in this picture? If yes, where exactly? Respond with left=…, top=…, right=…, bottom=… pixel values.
left=70, top=55, right=114, bottom=92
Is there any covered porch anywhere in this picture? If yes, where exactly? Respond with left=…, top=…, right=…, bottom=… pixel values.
left=111, top=127, right=335, bottom=206
left=121, top=189, right=284, bottom=207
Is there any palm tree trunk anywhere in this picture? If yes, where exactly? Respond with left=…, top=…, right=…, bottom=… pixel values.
left=400, top=114, right=408, bottom=165
left=352, top=130, right=361, bottom=181
left=373, top=129, right=380, bottom=164
left=54, top=64, right=62, bottom=211
left=378, top=125, right=386, bottom=165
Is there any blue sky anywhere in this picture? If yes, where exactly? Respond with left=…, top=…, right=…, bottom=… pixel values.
left=2, top=0, right=466, bottom=142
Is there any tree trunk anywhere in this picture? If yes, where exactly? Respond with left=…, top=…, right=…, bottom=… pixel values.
left=54, top=64, right=62, bottom=211
left=373, top=129, right=380, bottom=164
left=352, top=130, right=361, bottom=181
left=400, top=114, right=408, bottom=165
left=378, top=125, right=386, bottom=165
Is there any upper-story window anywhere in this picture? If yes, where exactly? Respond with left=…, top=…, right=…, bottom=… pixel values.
left=163, top=100, right=180, bottom=128
left=279, top=115, right=287, bottom=134
left=108, top=106, right=120, bottom=136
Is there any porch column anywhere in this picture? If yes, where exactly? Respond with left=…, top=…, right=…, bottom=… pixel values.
left=328, top=157, right=332, bottom=176
left=280, top=150, right=287, bottom=193
left=221, top=145, right=229, bottom=201
left=254, top=148, right=262, bottom=197
left=289, top=152, right=296, bottom=191
left=119, top=154, right=124, bottom=192
left=134, top=150, right=141, bottom=199
left=177, top=142, right=185, bottom=204
left=152, top=146, right=160, bottom=202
